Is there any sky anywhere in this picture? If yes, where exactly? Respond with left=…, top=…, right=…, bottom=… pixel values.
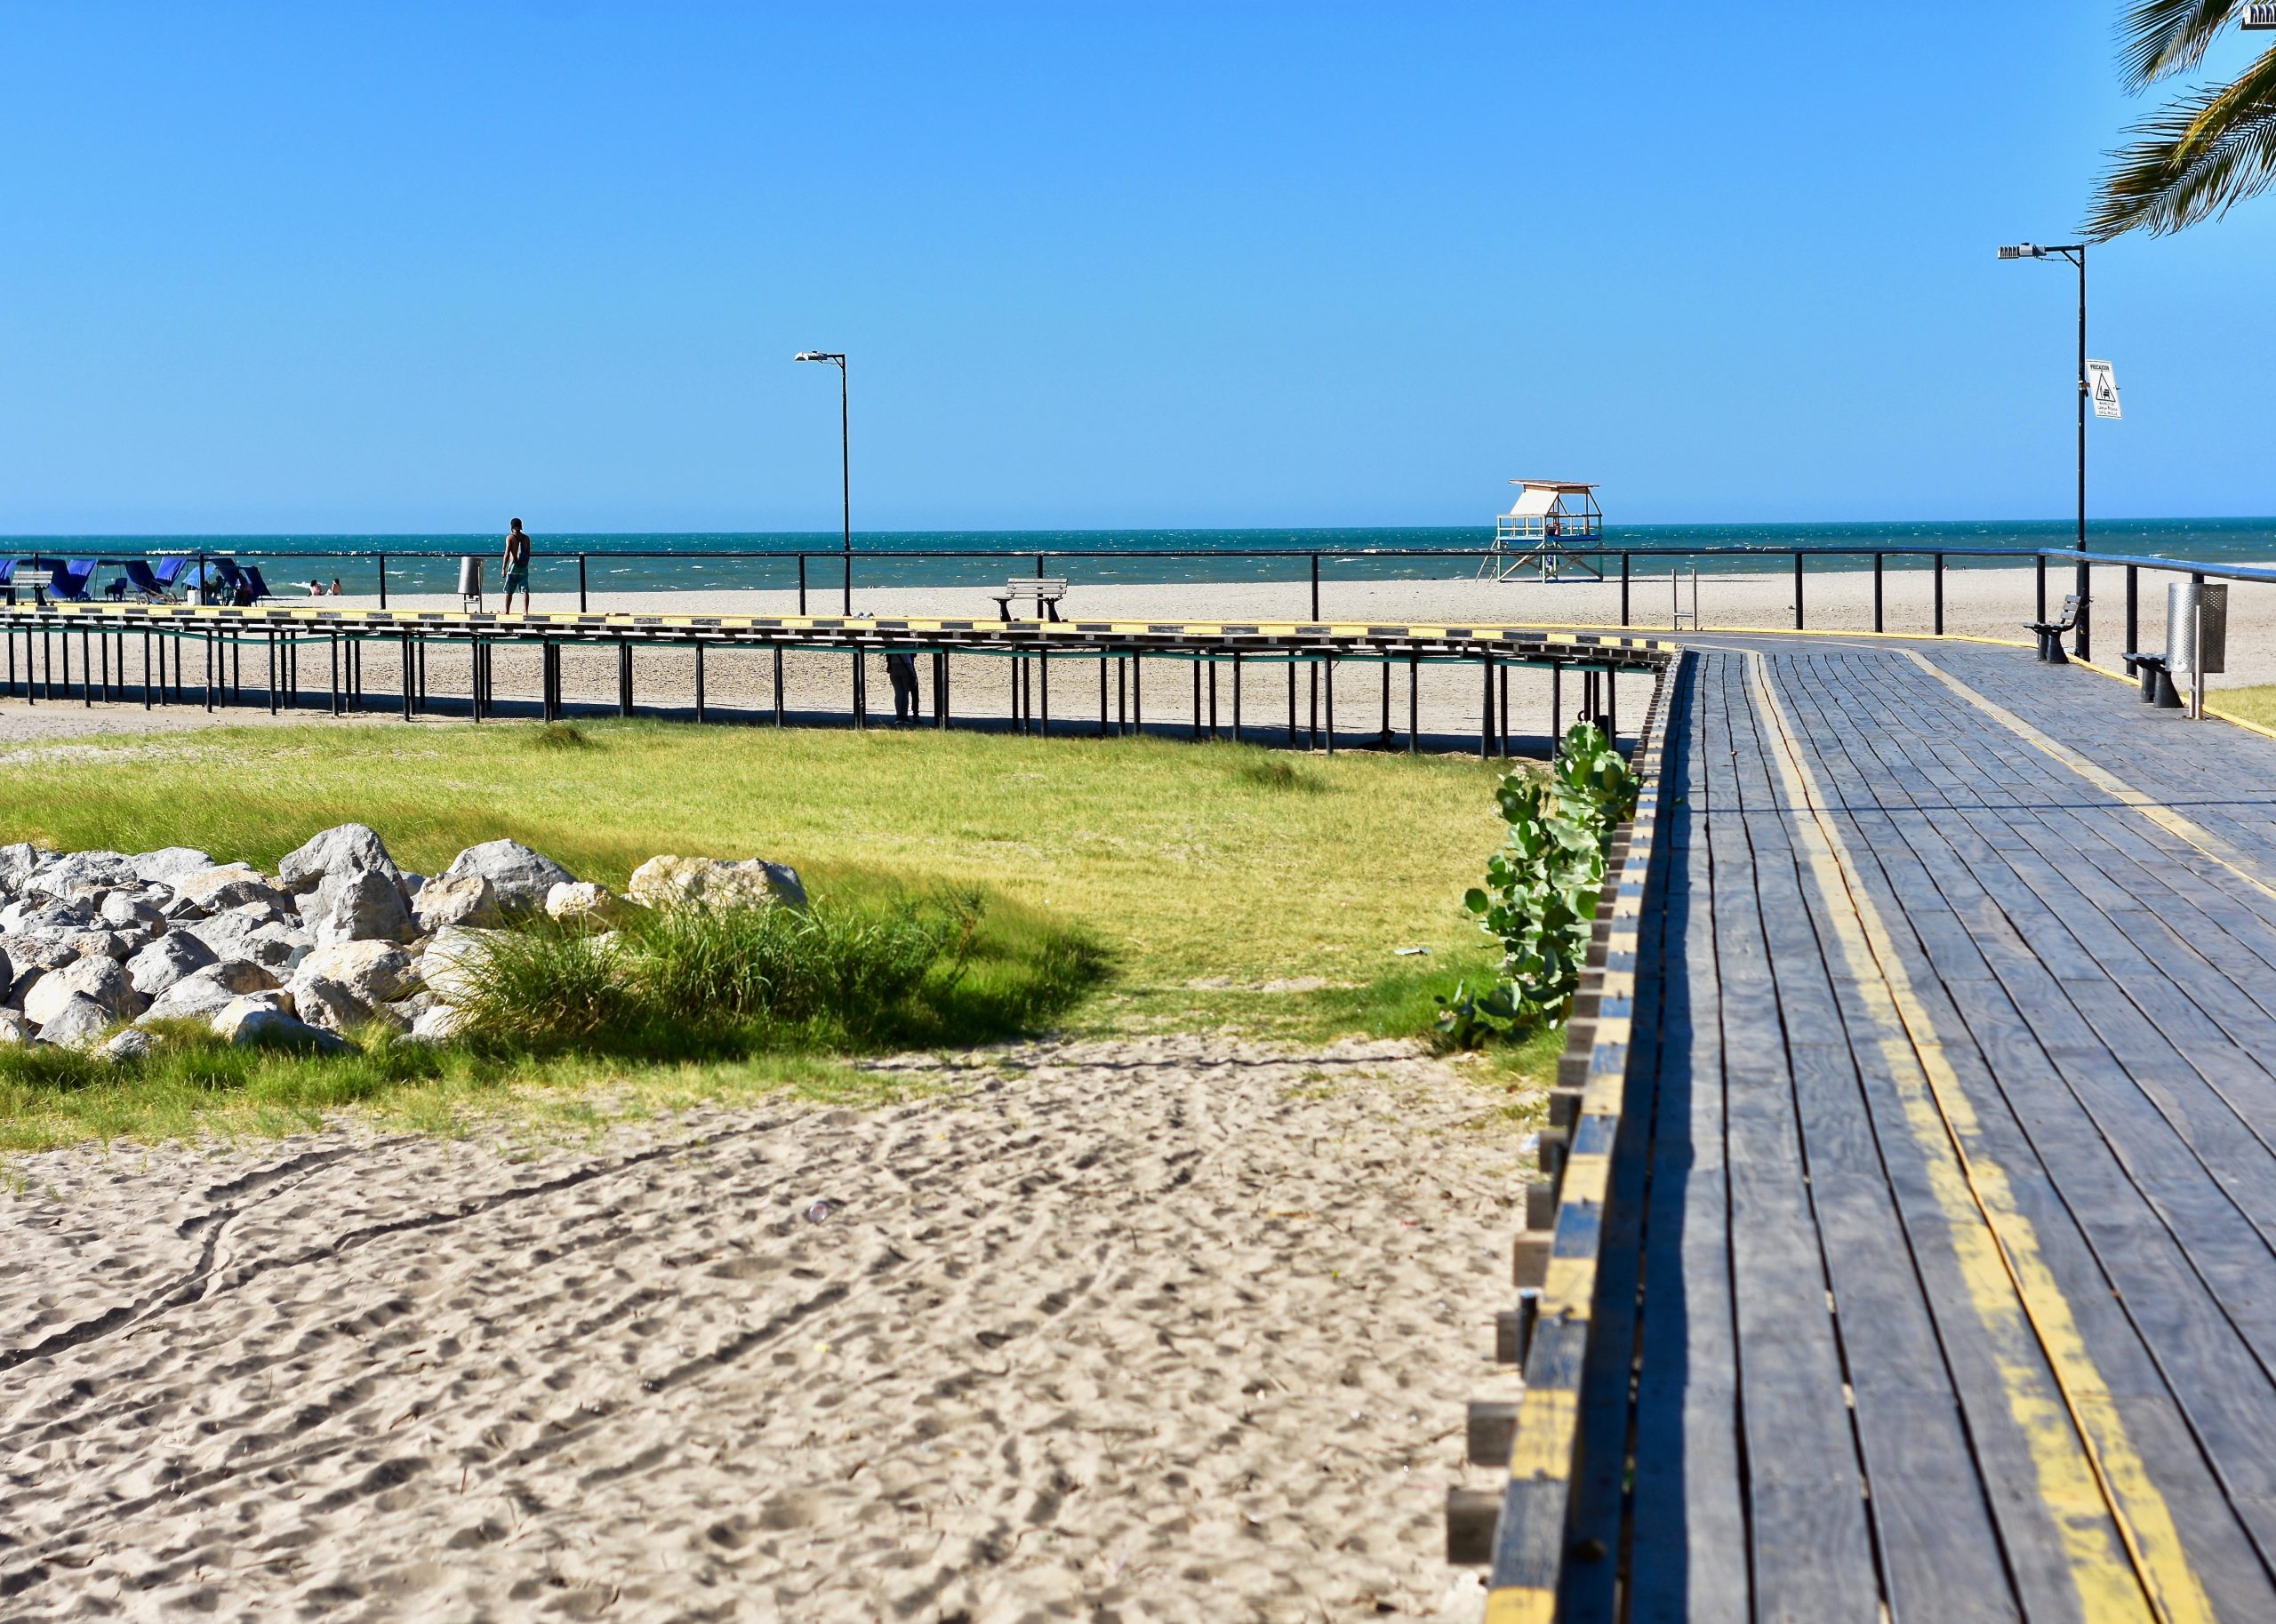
left=1, top=1, right=2271, bottom=534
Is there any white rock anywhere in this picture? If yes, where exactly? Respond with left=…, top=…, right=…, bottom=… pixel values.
left=0, top=900, right=89, bottom=936
left=439, top=841, right=574, bottom=917
left=0, top=843, right=50, bottom=895
left=294, top=940, right=418, bottom=1005
left=216, top=1003, right=345, bottom=1053
left=172, top=864, right=293, bottom=915
left=411, top=1003, right=467, bottom=1043
left=207, top=958, right=283, bottom=995
left=627, top=855, right=807, bottom=913
left=181, top=910, right=309, bottom=969
left=304, top=867, right=414, bottom=946
left=130, top=847, right=216, bottom=885
left=35, top=993, right=111, bottom=1049
left=24, top=956, right=144, bottom=1025
left=278, top=823, right=405, bottom=895
left=140, top=972, right=243, bottom=1025
left=124, top=932, right=218, bottom=996
left=289, top=975, right=367, bottom=1032
left=413, top=872, right=501, bottom=933
left=100, top=1027, right=156, bottom=1063
left=415, top=927, right=495, bottom=1006
left=545, top=880, right=634, bottom=930
left=0, top=1013, right=29, bottom=1044
left=98, top=892, right=167, bottom=932
left=26, top=851, right=140, bottom=901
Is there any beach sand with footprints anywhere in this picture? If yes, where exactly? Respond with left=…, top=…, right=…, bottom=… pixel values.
left=1, top=1036, right=1525, bottom=1622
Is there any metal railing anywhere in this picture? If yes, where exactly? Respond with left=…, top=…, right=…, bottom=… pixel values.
left=12, top=541, right=2272, bottom=662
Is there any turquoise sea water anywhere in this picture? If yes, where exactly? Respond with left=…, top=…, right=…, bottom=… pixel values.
left=10, top=517, right=2274, bottom=598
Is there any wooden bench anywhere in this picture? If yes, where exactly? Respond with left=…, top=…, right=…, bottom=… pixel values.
left=990, top=577, right=1068, bottom=621
left=2024, top=593, right=2085, bottom=663
left=13, top=569, right=52, bottom=607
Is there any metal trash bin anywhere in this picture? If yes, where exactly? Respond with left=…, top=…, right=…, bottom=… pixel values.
left=458, top=556, right=485, bottom=611
left=2165, top=580, right=2227, bottom=715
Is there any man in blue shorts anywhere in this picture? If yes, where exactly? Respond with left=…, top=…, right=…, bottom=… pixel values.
left=501, top=518, right=533, bottom=612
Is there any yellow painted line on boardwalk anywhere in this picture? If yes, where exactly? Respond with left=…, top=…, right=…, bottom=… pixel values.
left=1897, top=648, right=2276, bottom=907
left=1748, top=652, right=2209, bottom=1624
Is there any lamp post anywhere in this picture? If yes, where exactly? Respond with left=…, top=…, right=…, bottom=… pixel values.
left=794, top=350, right=851, bottom=613
left=1997, top=242, right=2089, bottom=660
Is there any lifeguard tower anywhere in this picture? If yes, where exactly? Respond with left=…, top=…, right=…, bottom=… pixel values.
left=1479, top=479, right=1603, bottom=581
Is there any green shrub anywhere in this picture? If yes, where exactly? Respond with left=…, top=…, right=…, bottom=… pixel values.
left=1437, top=722, right=1640, bottom=1046
left=446, top=886, right=1073, bottom=1059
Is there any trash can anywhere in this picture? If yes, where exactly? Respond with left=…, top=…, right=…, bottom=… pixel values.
left=458, top=556, right=485, bottom=609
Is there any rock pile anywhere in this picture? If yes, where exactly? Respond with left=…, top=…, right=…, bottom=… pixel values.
left=0, top=830, right=803, bottom=1058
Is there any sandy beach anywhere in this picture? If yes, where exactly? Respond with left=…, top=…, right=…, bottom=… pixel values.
left=0, top=1036, right=1523, bottom=1623
left=11, top=564, right=2268, bottom=749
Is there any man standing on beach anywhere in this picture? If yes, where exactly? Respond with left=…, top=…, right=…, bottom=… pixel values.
left=501, top=519, right=533, bottom=613
left=885, top=651, right=920, bottom=724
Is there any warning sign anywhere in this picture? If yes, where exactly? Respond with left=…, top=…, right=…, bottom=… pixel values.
left=2087, top=359, right=2122, bottom=420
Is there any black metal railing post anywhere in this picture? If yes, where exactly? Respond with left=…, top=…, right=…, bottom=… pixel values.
left=1793, top=552, right=1804, bottom=630
left=1873, top=552, right=1884, bottom=633
left=1620, top=553, right=1631, bottom=627
left=2126, top=564, right=2138, bottom=662
left=579, top=554, right=589, bottom=614
left=1310, top=555, right=1320, bottom=622
left=377, top=551, right=388, bottom=609
left=1934, top=553, right=1944, bottom=636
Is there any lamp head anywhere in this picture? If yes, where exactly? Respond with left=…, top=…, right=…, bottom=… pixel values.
left=1997, top=243, right=2041, bottom=260
left=793, top=350, right=844, bottom=364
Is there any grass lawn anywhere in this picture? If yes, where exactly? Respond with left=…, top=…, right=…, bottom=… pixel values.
left=2213, top=685, right=2276, bottom=733
left=0, top=719, right=1559, bottom=1146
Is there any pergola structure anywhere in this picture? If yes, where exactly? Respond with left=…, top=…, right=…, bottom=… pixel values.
left=1480, top=479, right=1603, bottom=581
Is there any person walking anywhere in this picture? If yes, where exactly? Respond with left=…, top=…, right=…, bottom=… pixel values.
left=885, top=651, right=920, bottom=724
left=501, top=518, right=533, bottom=613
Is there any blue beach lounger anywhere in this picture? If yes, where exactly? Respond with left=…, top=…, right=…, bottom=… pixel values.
left=52, top=560, right=97, bottom=602
left=122, top=560, right=169, bottom=602
left=153, top=556, right=189, bottom=594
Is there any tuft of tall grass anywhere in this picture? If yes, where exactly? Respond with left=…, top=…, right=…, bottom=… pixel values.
left=1232, top=753, right=1326, bottom=794
left=528, top=721, right=596, bottom=751
left=446, top=887, right=1096, bottom=1059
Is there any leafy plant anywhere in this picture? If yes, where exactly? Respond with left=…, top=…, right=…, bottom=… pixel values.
left=1437, top=722, right=1639, bottom=1046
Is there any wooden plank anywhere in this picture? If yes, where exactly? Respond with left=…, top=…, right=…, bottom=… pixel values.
left=1627, top=657, right=1751, bottom=1624
left=1782, top=651, right=2276, bottom=1611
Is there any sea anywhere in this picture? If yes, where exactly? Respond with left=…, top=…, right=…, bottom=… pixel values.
left=11, top=517, right=2275, bottom=598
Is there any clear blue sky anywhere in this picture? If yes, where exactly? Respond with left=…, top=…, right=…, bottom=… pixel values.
left=2, top=2, right=2269, bottom=533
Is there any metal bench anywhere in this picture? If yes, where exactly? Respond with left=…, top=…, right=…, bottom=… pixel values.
left=15, top=569, right=52, bottom=607
left=991, top=576, right=1069, bottom=621
left=2024, top=593, right=2085, bottom=663
left=2122, top=650, right=2183, bottom=708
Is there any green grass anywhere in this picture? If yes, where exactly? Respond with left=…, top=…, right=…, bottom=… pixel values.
left=0, top=720, right=1539, bottom=1144
left=2211, top=685, right=2276, bottom=732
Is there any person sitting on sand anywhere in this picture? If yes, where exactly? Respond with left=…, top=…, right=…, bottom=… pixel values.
left=330, top=577, right=343, bottom=596
left=501, top=518, right=533, bottom=613
left=304, top=580, right=327, bottom=596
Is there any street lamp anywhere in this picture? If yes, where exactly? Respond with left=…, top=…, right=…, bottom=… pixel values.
left=1998, top=242, right=2089, bottom=659
left=794, top=350, right=852, bottom=614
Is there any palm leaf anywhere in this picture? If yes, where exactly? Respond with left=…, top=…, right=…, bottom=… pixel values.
left=2117, top=0, right=2248, bottom=89
left=2090, top=41, right=2276, bottom=236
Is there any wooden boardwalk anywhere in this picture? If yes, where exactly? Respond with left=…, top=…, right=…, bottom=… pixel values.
left=1504, top=638, right=2276, bottom=1622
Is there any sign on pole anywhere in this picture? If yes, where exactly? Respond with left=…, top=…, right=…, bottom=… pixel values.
left=2087, top=359, right=2122, bottom=420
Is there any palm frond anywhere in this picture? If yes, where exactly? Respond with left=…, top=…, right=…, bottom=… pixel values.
left=2088, top=45, right=2276, bottom=236
left=2118, top=0, right=2248, bottom=90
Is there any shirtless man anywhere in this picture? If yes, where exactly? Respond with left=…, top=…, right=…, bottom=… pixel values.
left=501, top=518, right=533, bottom=613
